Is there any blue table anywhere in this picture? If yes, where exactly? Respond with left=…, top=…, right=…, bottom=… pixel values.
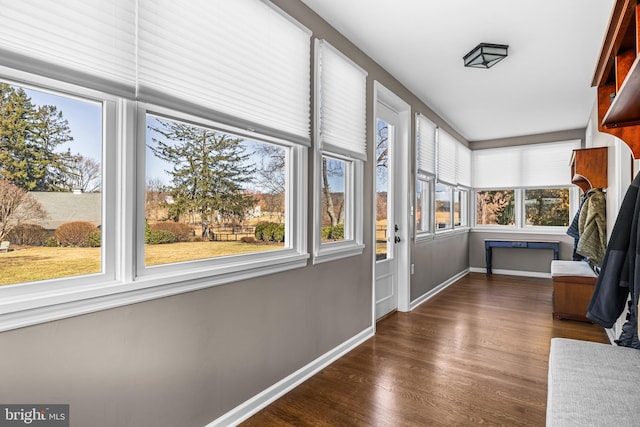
left=484, top=239, right=560, bottom=275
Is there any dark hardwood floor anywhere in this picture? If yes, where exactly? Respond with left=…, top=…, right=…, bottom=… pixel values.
left=241, top=272, right=609, bottom=426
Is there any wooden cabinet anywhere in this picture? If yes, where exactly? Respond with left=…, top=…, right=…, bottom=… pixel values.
left=553, top=276, right=597, bottom=322
left=593, top=0, right=640, bottom=158
left=570, top=147, right=608, bottom=191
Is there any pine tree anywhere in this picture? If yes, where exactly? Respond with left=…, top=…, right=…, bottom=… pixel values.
left=147, top=119, right=256, bottom=227
left=0, top=83, right=75, bottom=191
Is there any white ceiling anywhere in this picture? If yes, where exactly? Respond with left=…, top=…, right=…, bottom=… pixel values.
left=300, top=0, right=615, bottom=142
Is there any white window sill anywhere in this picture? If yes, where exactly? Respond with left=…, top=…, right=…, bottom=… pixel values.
left=313, top=241, right=365, bottom=265
left=0, top=251, right=309, bottom=333
left=471, top=226, right=569, bottom=235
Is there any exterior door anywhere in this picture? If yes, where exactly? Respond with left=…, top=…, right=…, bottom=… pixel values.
left=375, top=102, right=400, bottom=319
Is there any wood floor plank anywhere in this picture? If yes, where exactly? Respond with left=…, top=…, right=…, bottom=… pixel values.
left=241, top=273, right=609, bottom=426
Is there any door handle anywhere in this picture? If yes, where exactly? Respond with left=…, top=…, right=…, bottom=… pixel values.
left=394, top=236, right=401, bottom=243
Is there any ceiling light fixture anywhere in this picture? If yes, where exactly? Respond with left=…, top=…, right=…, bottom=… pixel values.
left=463, top=43, right=509, bottom=69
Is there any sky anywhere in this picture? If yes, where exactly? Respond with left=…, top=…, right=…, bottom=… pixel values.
left=23, top=87, right=102, bottom=163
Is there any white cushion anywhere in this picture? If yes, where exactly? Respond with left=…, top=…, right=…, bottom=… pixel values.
left=551, top=260, right=597, bottom=278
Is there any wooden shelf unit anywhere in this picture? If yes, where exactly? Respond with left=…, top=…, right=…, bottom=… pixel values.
left=570, top=147, right=608, bottom=191
left=594, top=0, right=640, bottom=158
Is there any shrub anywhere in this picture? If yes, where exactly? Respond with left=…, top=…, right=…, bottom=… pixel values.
left=150, top=221, right=192, bottom=242
left=240, top=236, right=256, bottom=244
left=255, top=222, right=284, bottom=243
left=147, top=230, right=175, bottom=245
left=86, top=231, right=101, bottom=247
left=43, top=237, right=59, bottom=247
left=7, top=224, right=49, bottom=245
left=55, top=221, right=99, bottom=247
left=321, top=224, right=344, bottom=240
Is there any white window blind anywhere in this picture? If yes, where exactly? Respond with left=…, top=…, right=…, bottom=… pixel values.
left=317, top=40, right=368, bottom=160
left=138, top=0, right=312, bottom=145
left=416, top=114, right=436, bottom=175
left=437, top=129, right=457, bottom=185
left=456, top=144, right=472, bottom=187
left=473, top=140, right=581, bottom=188
left=0, top=0, right=136, bottom=96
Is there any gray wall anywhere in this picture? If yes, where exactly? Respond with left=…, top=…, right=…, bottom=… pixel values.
left=0, top=2, right=470, bottom=426
left=411, top=232, right=469, bottom=300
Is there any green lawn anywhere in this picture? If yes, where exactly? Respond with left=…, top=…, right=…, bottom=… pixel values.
left=0, top=241, right=283, bottom=286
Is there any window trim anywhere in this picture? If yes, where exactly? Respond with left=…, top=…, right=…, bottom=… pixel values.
left=312, top=150, right=365, bottom=264
left=473, top=186, right=578, bottom=233
left=136, top=102, right=309, bottom=282
left=414, top=173, right=434, bottom=242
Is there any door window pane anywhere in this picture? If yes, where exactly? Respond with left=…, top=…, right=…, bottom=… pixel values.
left=0, top=82, right=103, bottom=285
left=145, top=114, right=287, bottom=266
left=376, top=119, right=389, bottom=261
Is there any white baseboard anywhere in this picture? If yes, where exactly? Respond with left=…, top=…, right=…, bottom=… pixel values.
left=469, top=267, right=551, bottom=279
left=409, top=269, right=469, bottom=311
left=207, top=326, right=375, bottom=427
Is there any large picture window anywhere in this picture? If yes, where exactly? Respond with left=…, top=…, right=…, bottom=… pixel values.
left=144, top=113, right=289, bottom=267
left=476, top=190, right=516, bottom=226
left=475, top=188, right=571, bottom=228
left=0, top=80, right=105, bottom=287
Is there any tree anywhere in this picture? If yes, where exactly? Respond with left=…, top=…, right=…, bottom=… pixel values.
left=321, top=156, right=344, bottom=227
left=0, top=179, right=46, bottom=241
left=253, top=143, right=286, bottom=223
left=147, top=119, right=256, bottom=228
left=65, top=155, right=101, bottom=193
left=0, top=83, right=75, bottom=192
left=525, top=189, right=569, bottom=226
left=476, top=190, right=515, bottom=225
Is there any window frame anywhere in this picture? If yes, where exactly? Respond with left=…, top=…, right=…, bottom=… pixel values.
left=414, top=173, right=434, bottom=240
left=0, top=69, right=119, bottom=319
left=473, top=186, right=578, bottom=233
left=136, top=103, right=309, bottom=284
left=433, top=183, right=471, bottom=234
left=312, top=149, right=364, bottom=264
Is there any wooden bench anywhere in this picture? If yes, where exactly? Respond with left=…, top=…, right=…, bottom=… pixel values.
left=551, top=260, right=597, bottom=322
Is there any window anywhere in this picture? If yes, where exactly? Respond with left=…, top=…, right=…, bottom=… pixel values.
left=435, top=183, right=453, bottom=230
left=476, top=188, right=571, bottom=228
left=144, top=113, right=290, bottom=267
left=415, top=175, right=431, bottom=234
left=320, top=155, right=348, bottom=243
left=0, top=79, right=108, bottom=287
left=524, top=188, right=570, bottom=227
left=454, top=188, right=468, bottom=227
left=473, top=140, right=580, bottom=230
left=313, top=40, right=366, bottom=263
left=476, top=190, right=516, bottom=226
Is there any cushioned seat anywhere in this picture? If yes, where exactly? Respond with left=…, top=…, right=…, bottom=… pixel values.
left=547, top=338, right=640, bottom=426
left=550, top=260, right=597, bottom=278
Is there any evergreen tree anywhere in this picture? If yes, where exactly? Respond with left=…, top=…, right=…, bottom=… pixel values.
left=0, top=83, right=75, bottom=191
left=0, top=83, right=34, bottom=189
left=147, top=119, right=256, bottom=227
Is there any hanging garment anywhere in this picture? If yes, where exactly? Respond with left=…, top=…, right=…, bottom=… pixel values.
left=587, top=173, right=640, bottom=348
left=576, top=188, right=607, bottom=266
left=567, top=192, right=589, bottom=261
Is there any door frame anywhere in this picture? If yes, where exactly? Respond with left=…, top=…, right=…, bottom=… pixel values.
left=372, top=81, right=411, bottom=327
